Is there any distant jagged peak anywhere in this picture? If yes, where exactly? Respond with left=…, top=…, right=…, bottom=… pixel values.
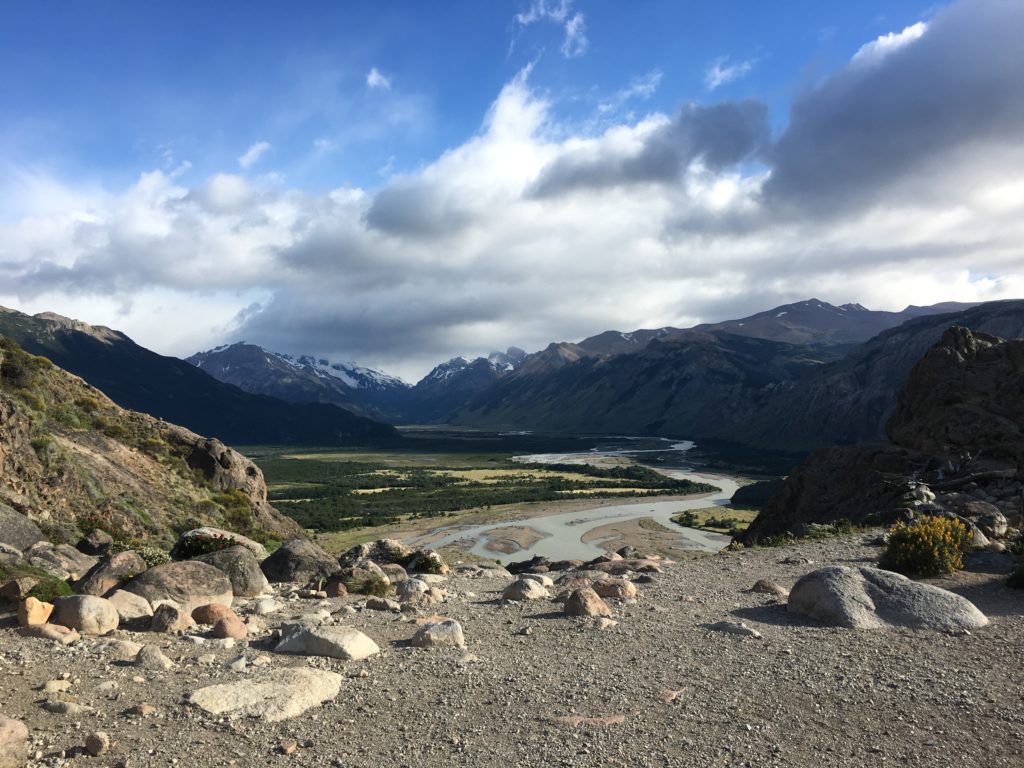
left=188, top=341, right=410, bottom=390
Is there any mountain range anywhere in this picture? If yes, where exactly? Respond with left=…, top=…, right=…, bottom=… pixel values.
left=3, top=297, right=1018, bottom=460
left=0, top=308, right=397, bottom=446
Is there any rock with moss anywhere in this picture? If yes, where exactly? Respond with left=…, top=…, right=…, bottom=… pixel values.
left=407, top=549, right=448, bottom=575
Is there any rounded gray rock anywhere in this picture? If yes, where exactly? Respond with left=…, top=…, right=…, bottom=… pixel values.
left=788, top=565, right=989, bottom=630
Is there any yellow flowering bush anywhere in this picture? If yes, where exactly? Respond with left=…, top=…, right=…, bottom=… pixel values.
left=879, top=516, right=972, bottom=577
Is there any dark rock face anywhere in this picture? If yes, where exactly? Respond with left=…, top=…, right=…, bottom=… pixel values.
left=260, top=539, right=340, bottom=584
left=887, top=327, right=1024, bottom=466
left=730, top=300, right=1024, bottom=452
left=741, top=443, right=922, bottom=542
left=0, top=502, right=45, bottom=552
left=745, top=325, right=1024, bottom=543
left=730, top=479, right=786, bottom=509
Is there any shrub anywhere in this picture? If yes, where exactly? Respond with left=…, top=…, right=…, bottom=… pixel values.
left=27, top=578, right=73, bottom=603
left=344, top=573, right=392, bottom=597
left=134, top=544, right=171, bottom=568
left=175, top=532, right=235, bottom=559
left=879, top=516, right=972, bottom=577
left=0, top=561, right=72, bottom=603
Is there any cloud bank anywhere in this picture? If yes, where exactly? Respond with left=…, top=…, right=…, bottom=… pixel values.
left=1, top=0, right=1023, bottom=381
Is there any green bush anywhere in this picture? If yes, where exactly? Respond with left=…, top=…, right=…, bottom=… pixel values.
left=344, top=573, right=392, bottom=597
left=0, top=561, right=72, bottom=604
left=134, top=544, right=171, bottom=568
left=175, top=531, right=235, bottom=559
left=879, top=516, right=972, bottom=577
left=27, top=579, right=73, bottom=602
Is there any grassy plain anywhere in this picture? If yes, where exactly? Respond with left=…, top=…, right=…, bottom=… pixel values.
left=248, top=443, right=716, bottom=533
left=670, top=505, right=759, bottom=534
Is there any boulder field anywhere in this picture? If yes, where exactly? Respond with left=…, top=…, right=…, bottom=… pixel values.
left=0, top=532, right=1021, bottom=767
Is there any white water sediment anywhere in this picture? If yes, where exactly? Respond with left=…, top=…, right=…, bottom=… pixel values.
left=408, top=442, right=739, bottom=561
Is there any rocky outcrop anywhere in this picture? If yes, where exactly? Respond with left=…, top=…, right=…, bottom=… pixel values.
left=887, top=327, right=1024, bottom=466
left=745, top=326, right=1024, bottom=543
left=0, top=335, right=302, bottom=546
left=742, top=443, right=923, bottom=542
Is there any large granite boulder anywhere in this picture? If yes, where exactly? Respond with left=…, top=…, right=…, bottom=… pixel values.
left=187, top=668, right=342, bottom=723
left=193, top=545, right=269, bottom=597
left=260, top=539, right=339, bottom=584
left=275, top=626, right=380, bottom=661
left=788, top=566, right=988, bottom=631
left=74, top=551, right=148, bottom=596
left=25, top=542, right=98, bottom=580
left=52, top=595, right=119, bottom=635
left=124, top=560, right=233, bottom=613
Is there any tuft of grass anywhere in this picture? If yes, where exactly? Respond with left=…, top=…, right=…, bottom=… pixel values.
left=344, top=573, right=392, bottom=597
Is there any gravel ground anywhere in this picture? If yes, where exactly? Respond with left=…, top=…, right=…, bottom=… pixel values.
left=2, top=533, right=1022, bottom=768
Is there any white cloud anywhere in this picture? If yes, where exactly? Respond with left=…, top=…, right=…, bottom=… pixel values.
left=599, top=69, right=663, bottom=114
left=237, top=141, right=271, bottom=169
left=515, top=0, right=588, bottom=59
left=366, top=67, right=392, bottom=90
left=704, top=56, right=757, bottom=90
left=1, top=0, right=1022, bottom=380
left=852, top=21, right=928, bottom=66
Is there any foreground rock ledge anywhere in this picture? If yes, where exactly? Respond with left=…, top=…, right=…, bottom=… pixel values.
left=788, top=565, right=989, bottom=631
left=188, top=668, right=342, bottom=722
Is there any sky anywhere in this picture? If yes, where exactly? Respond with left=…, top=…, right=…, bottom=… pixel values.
left=2, top=0, right=1023, bottom=382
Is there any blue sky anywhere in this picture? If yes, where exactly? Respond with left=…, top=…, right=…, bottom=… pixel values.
left=3, top=0, right=931, bottom=192
left=1, top=0, right=1022, bottom=381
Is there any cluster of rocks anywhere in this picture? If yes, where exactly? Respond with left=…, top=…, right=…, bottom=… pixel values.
left=0, top=513, right=1005, bottom=766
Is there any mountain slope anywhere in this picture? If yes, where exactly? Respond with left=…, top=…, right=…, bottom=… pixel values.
left=453, top=331, right=826, bottom=436
left=187, top=343, right=410, bottom=421
left=403, top=348, right=528, bottom=422
left=725, top=300, right=1024, bottom=451
left=0, top=336, right=302, bottom=546
left=0, top=308, right=397, bottom=445
left=690, top=298, right=977, bottom=346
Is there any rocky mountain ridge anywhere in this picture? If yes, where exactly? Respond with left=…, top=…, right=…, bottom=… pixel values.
left=744, top=325, right=1024, bottom=542
left=0, top=336, right=301, bottom=548
left=0, top=308, right=397, bottom=446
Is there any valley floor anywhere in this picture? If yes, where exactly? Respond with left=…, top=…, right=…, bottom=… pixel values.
left=2, top=533, right=1022, bottom=768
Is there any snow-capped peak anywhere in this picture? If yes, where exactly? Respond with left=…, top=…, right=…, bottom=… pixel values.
left=270, top=351, right=409, bottom=390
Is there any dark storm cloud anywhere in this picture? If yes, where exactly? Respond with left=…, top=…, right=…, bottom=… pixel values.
left=529, top=100, right=769, bottom=198
left=764, top=0, right=1024, bottom=214
left=364, top=181, right=474, bottom=238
